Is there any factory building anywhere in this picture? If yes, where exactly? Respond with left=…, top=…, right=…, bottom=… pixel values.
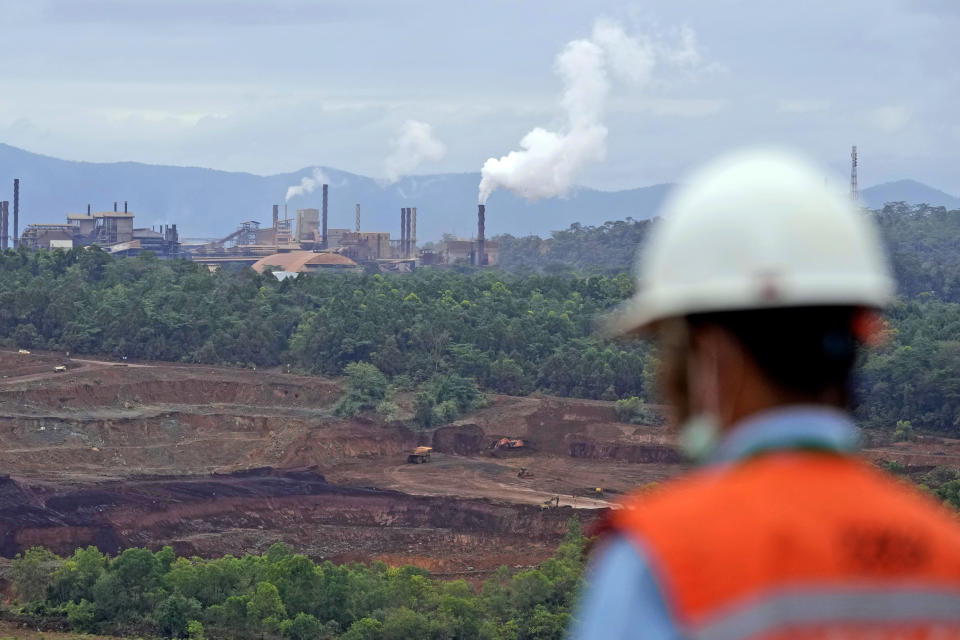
left=250, top=251, right=360, bottom=277
left=67, top=210, right=135, bottom=245
left=338, top=231, right=392, bottom=262
left=19, top=224, right=77, bottom=250
left=19, top=204, right=180, bottom=257
left=296, top=208, right=320, bottom=243
left=325, top=228, right=350, bottom=249
left=422, top=239, right=499, bottom=266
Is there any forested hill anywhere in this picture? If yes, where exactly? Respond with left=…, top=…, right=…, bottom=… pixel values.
left=496, top=203, right=960, bottom=439
left=498, top=202, right=960, bottom=295
left=495, top=218, right=654, bottom=275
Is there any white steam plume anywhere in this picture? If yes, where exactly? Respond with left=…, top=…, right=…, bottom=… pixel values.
left=478, top=18, right=701, bottom=204
left=384, top=120, right=447, bottom=183
left=286, top=167, right=330, bottom=202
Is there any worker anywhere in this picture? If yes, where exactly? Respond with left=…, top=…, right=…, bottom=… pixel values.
left=571, top=150, right=960, bottom=639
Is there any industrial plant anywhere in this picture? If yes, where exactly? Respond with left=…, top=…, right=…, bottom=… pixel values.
left=0, top=177, right=498, bottom=273
left=1, top=184, right=181, bottom=257
left=177, top=183, right=498, bottom=274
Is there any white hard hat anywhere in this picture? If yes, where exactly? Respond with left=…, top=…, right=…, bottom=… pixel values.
left=605, top=148, right=894, bottom=335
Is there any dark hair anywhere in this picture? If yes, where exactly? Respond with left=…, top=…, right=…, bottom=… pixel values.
left=687, top=306, right=860, bottom=403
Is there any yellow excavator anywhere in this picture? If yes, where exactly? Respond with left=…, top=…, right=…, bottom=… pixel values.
left=540, top=495, right=561, bottom=509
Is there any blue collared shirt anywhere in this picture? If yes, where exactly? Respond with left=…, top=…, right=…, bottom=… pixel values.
left=568, top=406, right=860, bottom=640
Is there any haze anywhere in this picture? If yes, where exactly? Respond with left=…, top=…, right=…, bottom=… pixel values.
left=0, top=0, right=956, bottom=193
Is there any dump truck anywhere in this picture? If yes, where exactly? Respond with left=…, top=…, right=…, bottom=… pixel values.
left=407, top=446, right=433, bottom=464
left=17, top=349, right=30, bottom=355
left=54, top=365, right=67, bottom=373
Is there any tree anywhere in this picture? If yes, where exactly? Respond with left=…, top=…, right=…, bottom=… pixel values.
left=382, top=607, right=431, bottom=640
left=281, top=612, right=324, bottom=640
left=111, top=547, right=160, bottom=615
left=413, top=391, right=435, bottom=429
left=187, top=619, right=206, bottom=640
left=50, top=546, right=108, bottom=607
left=337, top=362, right=389, bottom=416
left=154, top=594, right=202, bottom=638
left=247, top=581, right=286, bottom=629
left=13, top=322, right=40, bottom=348
left=11, top=547, right=58, bottom=603
left=894, top=420, right=915, bottom=442
left=341, top=617, right=383, bottom=640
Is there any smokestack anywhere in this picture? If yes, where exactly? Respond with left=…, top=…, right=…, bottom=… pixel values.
left=355, top=204, right=360, bottom=232
left=113, top=201, right=118, bottom=212
left=1, top=201, right=7, bottom=250
left=321, top=184, right=328, bottom=249
left=124, top=201, right=128, bottom=213
left=87, top=204, right=91, bottom=215
left=405, top=206, right=412, bottom=258
left=400, top=208, right=407, bottom=258
left=411, top=207, right=417, bottom=256
left=272, top=204, right=279, bottom=249
left=13, top=179, right=19, bottom=250
left=477, top=204, right=486, bottom=266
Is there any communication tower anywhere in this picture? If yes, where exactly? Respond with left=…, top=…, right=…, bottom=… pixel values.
left=850, top=145, right=858, bottom=202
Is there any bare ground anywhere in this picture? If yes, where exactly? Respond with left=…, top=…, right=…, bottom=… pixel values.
left=0, top=349, right=956, bottom=572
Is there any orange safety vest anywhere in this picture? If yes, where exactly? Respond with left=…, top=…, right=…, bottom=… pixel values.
left=606, top=451, right=960, bottom=639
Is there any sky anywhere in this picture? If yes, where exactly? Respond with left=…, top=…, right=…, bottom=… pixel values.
left=0, top=0, right=957, bottom=194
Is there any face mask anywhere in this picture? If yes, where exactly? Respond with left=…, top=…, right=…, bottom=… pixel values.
left=677, top=412, right=721, bottom=462
left=660, top=319, right=726, bottom=462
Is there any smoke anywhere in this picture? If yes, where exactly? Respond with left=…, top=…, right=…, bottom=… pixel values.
left=286, top=167, right=330, bottom=202
left=384, top=120, right=447, bottom=183
left=478, top=18, right=702, bottom=204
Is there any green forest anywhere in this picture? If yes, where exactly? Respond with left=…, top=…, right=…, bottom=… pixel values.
left=7, top=522, right=586, bottom=640
left=1, top=203, right=960, bottom=435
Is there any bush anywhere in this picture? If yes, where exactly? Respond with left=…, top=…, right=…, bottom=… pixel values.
left=413, top=392, right=435, bottom=429
left=391, top=374, right=415, bottom=392
left=920, top=466, right=960, bottom=510
left=614, top=397, right=664, bottom=426
left=429, top=374, right=484, bottom=414
left=336, top=362, right=389, bottom=417
left=893, top=420, right=915, bottom=442
left=412, top=374, right=485, bottom=427
left=376, top=401, right=400, bottom=422
left=64, top=599, right=96, bottom=633
left=434, top=399, right=460, bottom=424
left=881, top=460, right=907, bottom=475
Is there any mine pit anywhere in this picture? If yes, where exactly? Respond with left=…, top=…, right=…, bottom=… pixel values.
left=1, top=349, right=955, bottom=572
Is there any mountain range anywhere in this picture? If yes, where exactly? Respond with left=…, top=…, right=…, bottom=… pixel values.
left=0, top=143, right=956, bottom=241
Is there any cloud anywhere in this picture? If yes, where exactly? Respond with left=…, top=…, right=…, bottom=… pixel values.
left=40, top=0, right=388, bottom=26
left=777, top=99, right=831, bottom=113
left=383, top=120, right=447, bottom=183
left=868, top=105, right=911, bottom=132
left=624, top=98, right=725, bottom=118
